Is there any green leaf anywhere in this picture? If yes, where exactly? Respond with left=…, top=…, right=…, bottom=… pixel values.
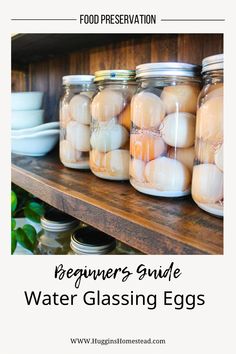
left=15, top=228, right=34, bottom=252
left=11, top=230, right=17, bottom=254
left=24, top=201, right=45, bottom=223
left=23, top=224, right=37, bottom=246
left=11, top=218, right=16, bottom=231
left=11, top=191, right=17, bottom=212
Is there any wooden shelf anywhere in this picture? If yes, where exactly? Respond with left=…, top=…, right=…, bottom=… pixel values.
left=11, top=151, right=223, bottom=255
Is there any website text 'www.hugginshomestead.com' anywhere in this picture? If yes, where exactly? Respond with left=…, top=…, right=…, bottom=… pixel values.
left=70, top=337, right=166, bottom=346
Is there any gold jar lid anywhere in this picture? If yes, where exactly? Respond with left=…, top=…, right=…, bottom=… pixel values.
left=94, top=69, right=136, bottom=82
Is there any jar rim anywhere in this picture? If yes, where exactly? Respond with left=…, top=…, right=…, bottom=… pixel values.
left=136, top=62, right=201, bottom=79
left=62, top=75, right=94, bottom=85
left=41, top=210, right=79, bottom=232
left=202, top=53, right=224, bottom=73
left=94, top=69, right=136, bottom=82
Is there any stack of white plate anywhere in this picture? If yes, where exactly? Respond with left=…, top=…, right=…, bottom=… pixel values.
left=11, top=92, right=59, bottom=156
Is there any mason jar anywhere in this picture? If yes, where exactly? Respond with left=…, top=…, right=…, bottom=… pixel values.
left=90, top=70, right=136, bottom=180
left=192, top=54, right=223, bottom=217
left=35, top=209, right=79, bottom=255
left=130, top=62, right=201, bottom=197
left=59, top=75, right=96, bottom=169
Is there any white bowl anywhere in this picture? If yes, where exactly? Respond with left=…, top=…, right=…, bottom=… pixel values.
left=11, top=109, right=44, bottom=130
left=11, top=121, right=59, bottom=136
left=11, top=129, right=59, bottom=157
left=12, top=91, right=44, bottom=110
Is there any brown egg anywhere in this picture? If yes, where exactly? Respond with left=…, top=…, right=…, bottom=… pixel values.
left=118, top=104, right=131, bottom=131
left=145, top=157, right=191, bottom=191
left=66, top=121, right=90, bottom=152
left=91, top=88, right=125, bottom=121
left=90, top=149, right=105, bottom=169
left=105, top=149, right=130, bottom=179
left=60, top=140, right=76, bottom=163
left=60, top=103, right=71, bottom=128
left=161, top=112, right=196, bottom=148
left=205, top=83, right=223, bottom=98
left=192, top=164, right=223, bottom=203
left=196, top=95, right=223, bottom=142
left=69, top=94, right=91, bottom=125
left=129, top=158, right=146, bottom=182
left=195, top=139, right=215, bottom=164
left=215, top=144, right=223, bottom=171
left=131, top=91, right=165, bottom=129
left=168, top=146, right=195, bottom=171
left=130, top=133, right=167, bottom=162
left=161, top=85, right=200, bottom=114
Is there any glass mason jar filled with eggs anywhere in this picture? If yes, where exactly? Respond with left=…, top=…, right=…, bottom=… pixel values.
left=130, top=62, right=201, bottom=197
left=59, top=75, right=96, bottom=169
left=192, top=54, right=223, bottom=217
left=90, top=70, right=136, bottom=180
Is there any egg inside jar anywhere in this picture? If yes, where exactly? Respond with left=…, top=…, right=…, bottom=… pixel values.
left=192, top=54, right=224, bottom=217
left=130, top=62, right=201, bottom=197
left=59, top=75, right=96, bottom=169
left=90, top=70, right=136, bottom=180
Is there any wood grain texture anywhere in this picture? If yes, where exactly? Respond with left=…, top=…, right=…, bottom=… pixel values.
left=13, top=34, right=223, bottom=122
left=11, top=152, right=223, bottom=255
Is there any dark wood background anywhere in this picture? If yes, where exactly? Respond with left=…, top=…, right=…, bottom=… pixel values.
left=12, top=34, right=223, bottom=122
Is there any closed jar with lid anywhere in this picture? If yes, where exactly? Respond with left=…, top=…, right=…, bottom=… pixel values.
left=130, top=62, right=201, bottom=197
left=192, top=54, right=223, bottom=217
left=59, top=75, right=96, bottom=169
left=35, top=209, right=79, bottom=255
left=90, top=70, right=136, bottom=180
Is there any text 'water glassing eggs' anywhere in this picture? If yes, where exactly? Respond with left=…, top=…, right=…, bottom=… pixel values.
left=214, top=144, right=223, bottom=171
left=105, top=149, right=130, bottom=179
left=145, top=156, right=191, bottom=192
left=130, top=158, right=146, bottom=183
left=168, top=146, right=195, bottom=171
left=192, top=163, right=223, bottom=204
left=131, top=91, right=165, bottom=129
left=91, top=88, right=125, bottom=121
left=69, top=94, right=92, bottom=125
left=196, top=95, right=223, bottom=142
left=90, top=123, right=129, bottom=153
left=161, top=112, right=196, bottom=148
left=130, top=133, right=167, bottom=162
left=66, top=121, right=90, bottom=151
left=161, top=85, right=200, bottom=114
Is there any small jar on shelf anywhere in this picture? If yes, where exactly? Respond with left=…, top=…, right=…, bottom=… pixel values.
left=130, top=62, right=201, bottom=197
left=90, top=70, right=136, bottom=180
left=191, top=54, right=224, bottom=217
left=59, top=75, right=96, bottom=169
left=34, top=209, right=79, bottom=255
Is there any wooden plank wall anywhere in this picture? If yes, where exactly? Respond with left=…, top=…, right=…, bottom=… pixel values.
left=11, top=34, right=223, bottom=122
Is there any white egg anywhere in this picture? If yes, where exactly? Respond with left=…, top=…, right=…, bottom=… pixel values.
left=145, top=156, right=191, bottom=191
left=60, top=103, right=71, bottom=128
left=195, top=139, right=215, bottom=164
left=131, top=91, right=165, bottom=129
left=161, top=84, right=200, bottom=114
left=196, top=95, right=223, bottom=142
left=90, top=124, right=129, bottom=153
left=129, top=158, right=146, bottom=182
left=168, top=146, right=195, bottom=171
left=60, top=140, right=76, bottom=163
left=215, top=144, right=223, bottom=171
left=69, top=94, right=91, bottom=125
left=80, top=91, right=95, bottom=99
left=66, top=121, right=90, bottom=152
left=192, top=164, right=223, bottom=204
left=105, top=149, right=130, bottom=179
left=161, top=112, right=196, bottom=148
left=91, top=88, right=125, bottom=121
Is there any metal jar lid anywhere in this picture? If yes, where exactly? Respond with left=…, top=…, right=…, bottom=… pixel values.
left=94, top=70, right=136, bottom=83
left=62, top=75, right=94, bottom=85
left=202, top=53, right=224, bottom=73
left=136, top=62, right=201, bottom=79
left=41, top=209, right=79, bottom=232
left=70, top=227, right=116, bottom=255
